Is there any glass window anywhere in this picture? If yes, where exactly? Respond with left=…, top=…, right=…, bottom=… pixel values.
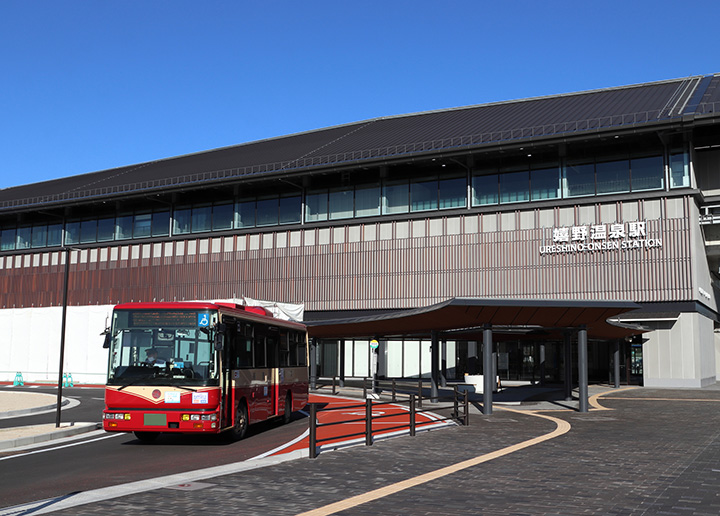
left=256, top=197, right=278, bottom=226
left=236, top=200, right=255, bottom=228
left=65, top=221, right=80, bottom=245
left=595, top=160, right=629, bottom=194
left=96, top=218, right=115, bottom=242
left=1, top=228, right=15, bottom=251
left=383, top=180, right=409, bottom=214
left=191, top=205, right=211, bottom=233
left=564, top=163, right=595, bottom=197
left=47, top=224, right=62, bottom=247
left=355, top=185, right=380, bottom=217
left=530, top=167, right=560, bottom=200
left=173, top=207, right=191, bottom=235
left=116, top=214, right=134, bottom=240
left=439, top=177, right=466, bottom=209
left=79, top=219, right=97, bottom=243
left=133, top=213, right=152, bottom=239
left=631, top=156, right=664, bottom=191
left=305, top=191, right=328, bottom=222
left=16, top=227, right=31, bottom=249
left=411, top=179, right=438, bottom=211
left=212, top=203, right=233, bottom=231
left=329, top=189, right=353, bottom=220
left=279, top=195, right=301, bottom=224
left=670, top=152, right=690, bottom=188
left=499, top=170, right=529, bottom=203
left=31, top=225, right=47, bottom=248
left=472, top=173, right=499, bottom=206
left=151, top=211, right=170, bottom=237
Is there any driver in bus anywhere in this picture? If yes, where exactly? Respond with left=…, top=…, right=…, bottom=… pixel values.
left=143, top=348, right=167, bottom=367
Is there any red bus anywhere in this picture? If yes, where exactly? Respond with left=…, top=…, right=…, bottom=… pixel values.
left=102, top=301, right=308, bottom=442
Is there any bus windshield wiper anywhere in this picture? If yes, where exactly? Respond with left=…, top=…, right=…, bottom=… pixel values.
left=117, top=374, right=155, bottom=391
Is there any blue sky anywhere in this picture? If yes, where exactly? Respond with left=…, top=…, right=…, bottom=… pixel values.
left=1, top=1, right=718, bottom=189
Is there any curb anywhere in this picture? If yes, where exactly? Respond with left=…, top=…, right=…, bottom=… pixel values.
left=0, top=422, right=100, bottom=450
left=1, top=398, right=70, bottom=419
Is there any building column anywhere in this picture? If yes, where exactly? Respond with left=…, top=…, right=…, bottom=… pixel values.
left=483, top=324, right=493, bottom=415
left=578, top=326, right=588, bottom=413
left=339, top=339, right=346, bottom=387
left=539, top=342, right=546, bottom=387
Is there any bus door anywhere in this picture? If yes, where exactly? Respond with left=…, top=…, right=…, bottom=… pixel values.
left=219, top=321, right=234, bottom=429
left=253, top=332, right=272, bottom=420
left=266, top=331, right=280, bottom=416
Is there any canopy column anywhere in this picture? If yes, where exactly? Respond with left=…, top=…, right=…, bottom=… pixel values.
left=310, top=338, right=318, bottom=390
left=578, top=326, right=588, bottom=413
left=613, top=340, right=621, bottom=389
left=564, top=332, right=573, bottom=401
left=338, top=339, right=346, bottom=387
left=430, top=331, right=439, bottom=403
left=440, top=338, right=447, bottom=388
left=483, top=324, right=493, bottom=415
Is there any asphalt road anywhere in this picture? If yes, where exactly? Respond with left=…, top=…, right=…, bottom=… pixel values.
left=0, top=387, right=309, bottom=507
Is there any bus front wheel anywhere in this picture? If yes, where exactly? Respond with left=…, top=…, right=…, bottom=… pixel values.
left=229, top=401, right=248, bottom=441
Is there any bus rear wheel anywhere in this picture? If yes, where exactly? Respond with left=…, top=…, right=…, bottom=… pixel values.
left=282, top=392, right=292, bottom=424
left=134, top=431, right=160, bottom=443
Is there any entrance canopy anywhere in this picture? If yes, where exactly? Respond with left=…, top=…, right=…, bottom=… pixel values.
left=306, top=297, right=644, bottom=340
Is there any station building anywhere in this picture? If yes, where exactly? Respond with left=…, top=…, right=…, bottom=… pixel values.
left=2, top=74, right=720, bottom=389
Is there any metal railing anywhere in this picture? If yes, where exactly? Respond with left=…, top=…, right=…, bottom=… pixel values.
left=307, top=380, right=469, bottom=459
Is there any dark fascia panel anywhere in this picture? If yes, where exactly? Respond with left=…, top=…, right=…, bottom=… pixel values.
left=1, top=74, right=717, bottom=213
left=306, top=297, right=641, bottom=340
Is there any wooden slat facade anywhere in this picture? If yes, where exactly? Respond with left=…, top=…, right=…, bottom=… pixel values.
left=0, top=197, right=695, bottom=311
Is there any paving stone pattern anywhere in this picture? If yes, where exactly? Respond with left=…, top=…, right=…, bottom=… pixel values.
left=55, top=388, right=720, bottom=516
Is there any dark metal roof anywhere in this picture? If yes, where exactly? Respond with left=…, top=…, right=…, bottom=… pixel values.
left=306, top=297, right=643, bottom=340
left=3, top=74, right=719, bottom=213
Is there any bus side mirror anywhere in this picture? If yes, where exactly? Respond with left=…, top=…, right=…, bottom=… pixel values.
left=103, top=334, right=111, bottom=349
left=214, top=333, right=224, bottom=351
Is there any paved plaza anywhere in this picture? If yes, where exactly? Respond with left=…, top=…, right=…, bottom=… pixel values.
left=28, top=385, right=720, bottom=515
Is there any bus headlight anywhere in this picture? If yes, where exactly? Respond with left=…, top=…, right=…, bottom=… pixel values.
left=104, top=413, right=130, bottom=420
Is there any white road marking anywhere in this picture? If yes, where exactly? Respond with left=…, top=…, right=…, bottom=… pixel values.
left=0, top=432, right=121, bottom=461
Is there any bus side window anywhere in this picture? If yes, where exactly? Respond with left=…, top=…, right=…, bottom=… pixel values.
left=254, top=336, right=266, bottom=368
left=238, top=338, right=252, bottom=367
left=279, top=332, right=291, bottom=367
left=289, top=332, right=307, bottom=366
left=297, top=335, right=307, bottom=366
left=267, top=333, right=279, bottom=368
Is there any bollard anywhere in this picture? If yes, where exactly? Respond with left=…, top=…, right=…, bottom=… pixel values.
left=309, top=403, right=317, bottom=459
left=453, top=386, right=459, bottom=419
left=417, top=378, right=423, bottom=408
left=409, top=394, right=416, bottom=436
left=391, top=379, right=396, bottom=402
left=363, top=378, right=367, bottom=399
left=365, top=398, right=373, bottom=446
left=464, top=389, right=469, bottom=426
left=332, top=376, right=337, bottom=395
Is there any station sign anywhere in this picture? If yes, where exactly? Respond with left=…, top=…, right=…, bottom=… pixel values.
left=539, top=220, right=662, bottom=256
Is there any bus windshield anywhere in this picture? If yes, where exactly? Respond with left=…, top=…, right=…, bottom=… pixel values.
left=106, top=308, right=219, bottom=387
